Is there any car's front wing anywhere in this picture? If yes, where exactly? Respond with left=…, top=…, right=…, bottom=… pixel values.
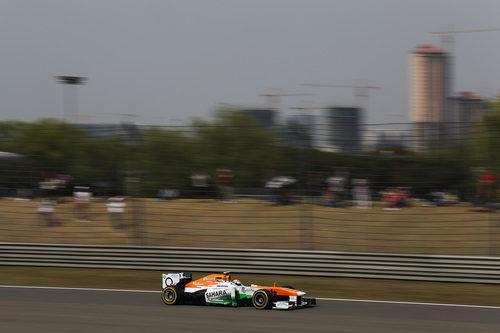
left=272, top=296, right=316, bottom=310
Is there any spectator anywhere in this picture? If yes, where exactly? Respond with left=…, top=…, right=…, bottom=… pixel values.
left=107, top=197, right=126, bottom=229
left=38, top=199, right=57, bottom=226
left=216, top=169, right=234, bottom=203
left=429, top=190, right=444, bottom=206
left=382, top=187, right=409, bottom=210
left=73, top=186, right=92, bottom=221
left=157, top=187, right=180, bottom=201
left=321, top=169, right=348, bottom=207
left=475, top=172, right=498, bottom=209
left=352, top=178, right=371, bottom=208
left=170, top=188, right=180, bottom=200
left=190, top=170, right=210, bottom=198
left=264, top=176, right=297, bottom=205
left=442, top=191, right=460, bottom=206
left=307, top=171, right=324, bottom=199
left=261, top=168, right=277, bottom=202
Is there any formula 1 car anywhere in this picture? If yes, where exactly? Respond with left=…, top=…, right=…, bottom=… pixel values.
left=161, top=272, right=316, bottom=310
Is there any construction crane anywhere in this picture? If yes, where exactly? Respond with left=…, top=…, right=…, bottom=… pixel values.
left=429, top=27, right=500, bottom=98
left=430, top=27, right=500, bottom=52
left=430, top=27, right=500, bottom=34
left=289, top=105, right=322, bottom=121
left=100, top=112, right=139, bottom=124
left=299, top=83, right=380, bottom=111
left=259, top=89, right=314, bottom=110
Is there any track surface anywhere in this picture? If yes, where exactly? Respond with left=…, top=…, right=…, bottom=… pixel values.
left=1, top=287, right=499, bottom=332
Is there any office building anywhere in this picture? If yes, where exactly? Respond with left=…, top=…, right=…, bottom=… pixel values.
left=238, top=108, right=277, bottom=128
left=410, top=44, right=450, bottom=151
left=447, top=92, right=488, bottom=140
left=363, top=128, right=410, bottom=150
left=325, top=106, right=361, bottom=152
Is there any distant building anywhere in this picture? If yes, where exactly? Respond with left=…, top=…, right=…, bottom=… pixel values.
left=75, top=123, right=142, bottom=145
left=447, top=92, right=488, bottom=140
left=325, top=106, right=361, bottom=152
left=281, top=114, right=317, bottom=148
left=238, top=108, right=277, bottom=127
left=410, top=44, right=450, bottom=151
left=363, top=129, right=410, bottom=150
left=287, top=114, right=317, bottom=137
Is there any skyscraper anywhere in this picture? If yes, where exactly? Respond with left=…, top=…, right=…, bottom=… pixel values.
left=410, top=44, right=450, bottom=151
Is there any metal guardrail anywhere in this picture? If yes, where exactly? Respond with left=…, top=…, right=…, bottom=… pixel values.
left=1, top=242, right=500, bottom=284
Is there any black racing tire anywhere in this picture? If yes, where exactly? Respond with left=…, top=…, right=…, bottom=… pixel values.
left=162, top=285, right=183, bottom=305
left=281, top=285, right=295, bottom=290
left=252, top=289, right=273, bottom=310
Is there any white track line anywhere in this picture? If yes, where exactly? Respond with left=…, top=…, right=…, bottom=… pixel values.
left=1, top=285, right=499, bottom=309
left=0, top=285, right=158, bottom=293
left=316, top=297, right=500, bottom=309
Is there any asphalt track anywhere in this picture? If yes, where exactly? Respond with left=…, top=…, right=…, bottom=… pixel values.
left=1, top=286, right=499, bottom=333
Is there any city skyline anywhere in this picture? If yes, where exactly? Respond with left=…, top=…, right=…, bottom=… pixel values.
left=1, top=0, right=499, bottom=126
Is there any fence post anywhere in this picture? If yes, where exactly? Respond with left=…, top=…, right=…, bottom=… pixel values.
left=489, top=210, right=499, bottom=257
left=125, top=174, right=146, bottom=246
left=299, top=171, right=314, bottom=250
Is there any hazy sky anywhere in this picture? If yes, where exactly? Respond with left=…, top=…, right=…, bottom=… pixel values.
left=1, top=0, right=499, bottom=125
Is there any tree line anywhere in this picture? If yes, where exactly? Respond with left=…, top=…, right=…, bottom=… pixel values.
left=0, top=102, right=499, bottom=199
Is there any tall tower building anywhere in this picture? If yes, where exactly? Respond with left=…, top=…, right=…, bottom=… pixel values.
left=410, top=44, right=450, bottom=151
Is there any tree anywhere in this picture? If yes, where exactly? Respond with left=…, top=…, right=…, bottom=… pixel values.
left=0, top=119, right=131, bottom=193
left=139, top=127, right=195, bottom=195
left=467, top=99, right=500, bottom=171
left=191, top=107, right=282, bottom=187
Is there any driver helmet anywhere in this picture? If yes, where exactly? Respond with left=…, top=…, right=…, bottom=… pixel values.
left=233, top=279, right=242, bottom=286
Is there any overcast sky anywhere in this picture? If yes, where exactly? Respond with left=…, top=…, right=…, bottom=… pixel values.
left=1, top=0, right=499, bottom=125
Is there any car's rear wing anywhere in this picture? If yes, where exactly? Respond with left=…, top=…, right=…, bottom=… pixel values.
left=162, top=272, right=192, bottom=289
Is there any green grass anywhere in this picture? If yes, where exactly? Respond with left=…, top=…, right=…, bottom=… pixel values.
left=1, top=266, right=500, bottom=306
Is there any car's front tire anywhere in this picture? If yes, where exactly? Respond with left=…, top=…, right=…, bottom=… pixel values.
left=162, top=285, right=183, bottom=305
left=252, top=289, right=272, bottom=310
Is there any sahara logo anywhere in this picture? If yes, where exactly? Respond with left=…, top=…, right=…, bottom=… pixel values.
left=206, top=290, right=229, bottom=298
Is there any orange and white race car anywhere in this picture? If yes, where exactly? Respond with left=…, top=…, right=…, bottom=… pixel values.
left=161, top=272, right=316, bottom=310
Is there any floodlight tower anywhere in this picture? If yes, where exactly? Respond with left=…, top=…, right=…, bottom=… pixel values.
left=55, top=76, right=87, bottom=123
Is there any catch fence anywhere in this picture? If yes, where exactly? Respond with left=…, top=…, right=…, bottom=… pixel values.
left=0, top=118, right=499, bottom=256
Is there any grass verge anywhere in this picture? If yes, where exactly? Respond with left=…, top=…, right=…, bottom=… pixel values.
left=1, top=266, right=499, bottom=306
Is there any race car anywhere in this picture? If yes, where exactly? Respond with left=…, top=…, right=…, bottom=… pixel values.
left=161, top=271, right=316, bottom=310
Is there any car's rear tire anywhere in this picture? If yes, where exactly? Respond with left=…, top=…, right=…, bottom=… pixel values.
left=252, top=289, right=273, bottom=310
left=162, top=285, right=183, bottom=305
